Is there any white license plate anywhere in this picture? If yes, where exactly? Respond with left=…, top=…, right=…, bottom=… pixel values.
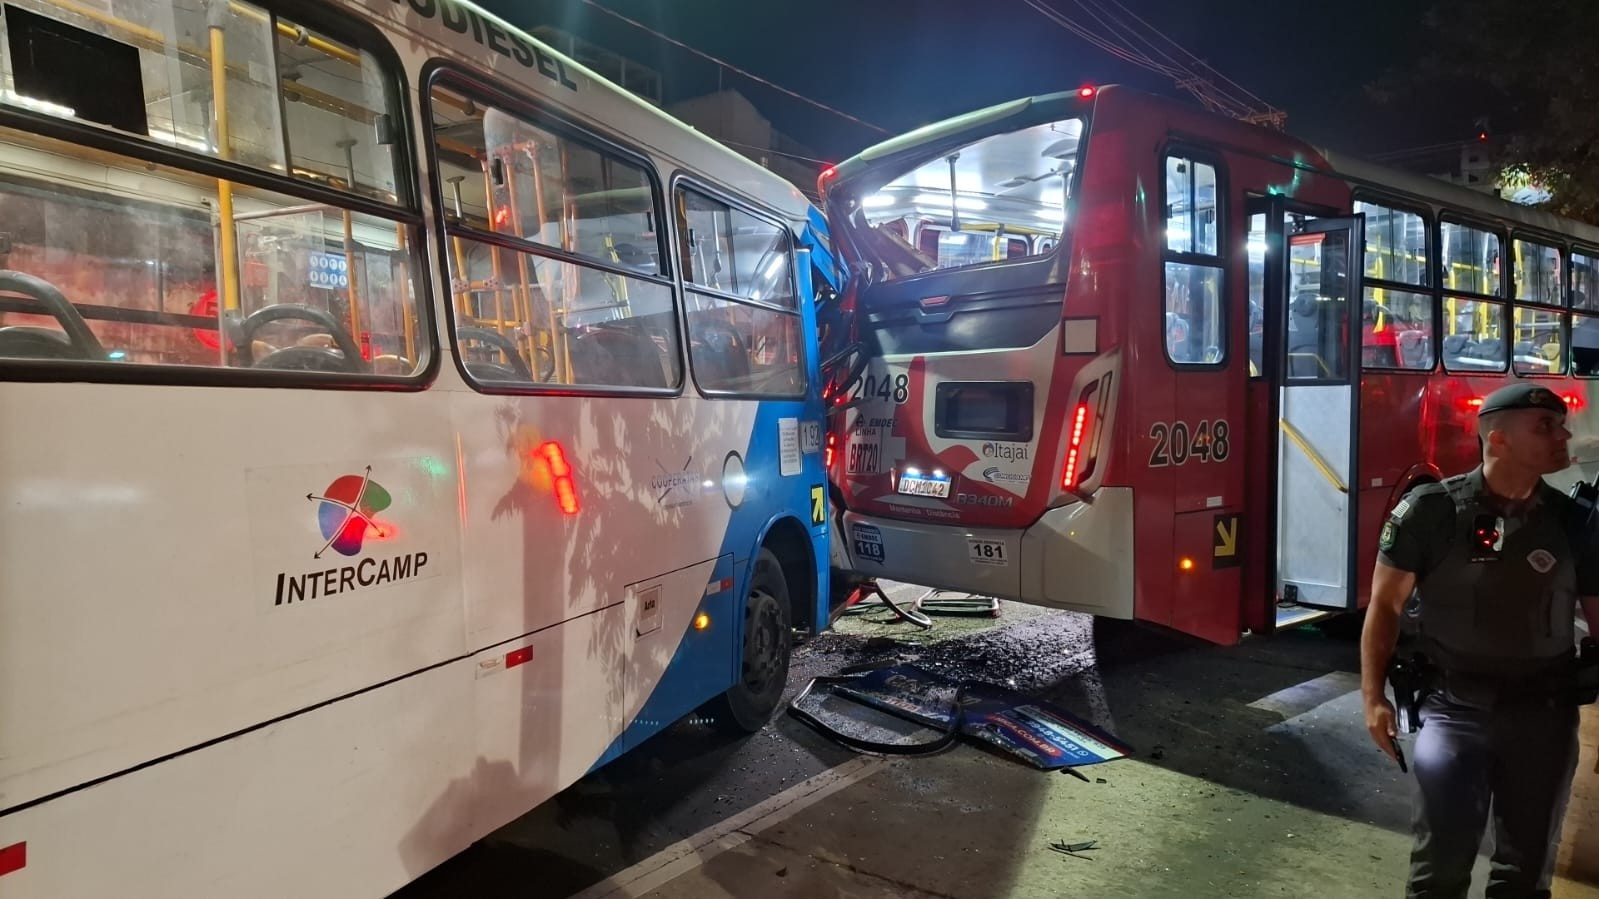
left=897, top=473, right=951, bottom=498
left=967, top=538, right=1009, bottom=567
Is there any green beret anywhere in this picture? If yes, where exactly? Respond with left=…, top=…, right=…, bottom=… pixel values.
left=1479, top=383, right=1568, bottom=416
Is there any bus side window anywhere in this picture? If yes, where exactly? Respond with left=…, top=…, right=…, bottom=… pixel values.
left=428, top=81, right=682, bottom=391
left=1162, top=154, right=1225, bottom=366
left=1572, top=252, right=1599, bottom=377
left=676, top=186, right=805, bottom=398
left=1355, top=199, right=1434, bottom=373
left=1440, top=219, right=1507, bottom=375
left=1511, top=238, right=1565, bottom=376
left=0, top=1, right=426, bottom=379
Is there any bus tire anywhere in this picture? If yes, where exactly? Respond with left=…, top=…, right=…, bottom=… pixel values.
left=709, top=547, right=792, bottom=734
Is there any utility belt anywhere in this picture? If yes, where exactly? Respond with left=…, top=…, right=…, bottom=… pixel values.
left=1388, top=644, right=1599, bottom=731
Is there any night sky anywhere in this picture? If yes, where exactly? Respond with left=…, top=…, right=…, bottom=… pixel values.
left=484, top=0, right=1470, bottom=172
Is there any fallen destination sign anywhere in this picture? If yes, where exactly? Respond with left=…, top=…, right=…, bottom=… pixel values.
left=789, top=663, right=1132, bottom=770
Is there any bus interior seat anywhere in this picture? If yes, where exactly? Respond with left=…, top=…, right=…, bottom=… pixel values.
left=456, top=326, right=532, bottom=382
left=568, top=322, right=669, bottom=388
left=1395, top=330, right=1428, bottom=366
left=690, top=318, right=749, bottom=388
left=0, top=325, right=98, bottom=360
left=1287, top=351, right=1326, bottom=378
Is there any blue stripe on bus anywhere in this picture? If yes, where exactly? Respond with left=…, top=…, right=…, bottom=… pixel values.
left=587, top=396, right=825, bottom=769
left=589, top=248, right=831, bottom=768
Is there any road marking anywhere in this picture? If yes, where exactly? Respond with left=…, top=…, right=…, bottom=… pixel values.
left=571, top=755, right=887, bottom=898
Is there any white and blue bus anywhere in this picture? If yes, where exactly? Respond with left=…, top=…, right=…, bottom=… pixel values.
left=0, top=1, right=836, bottom=895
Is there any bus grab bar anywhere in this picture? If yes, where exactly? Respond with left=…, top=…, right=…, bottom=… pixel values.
left=1278, top=417, right=1349, bottom=495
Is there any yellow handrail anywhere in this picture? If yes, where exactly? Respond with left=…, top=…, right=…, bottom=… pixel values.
left=210, top=23, right=241, bottom=315
left=1280, top=418, right=1348, bottom=494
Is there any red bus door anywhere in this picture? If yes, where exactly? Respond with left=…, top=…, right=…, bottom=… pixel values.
left=1272, top=215, right=1366, bottom=618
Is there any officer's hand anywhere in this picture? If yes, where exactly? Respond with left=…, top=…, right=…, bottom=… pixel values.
left=1364, top=697, right=1398, bottom=762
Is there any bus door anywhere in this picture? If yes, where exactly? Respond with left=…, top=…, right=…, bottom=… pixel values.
left=1265, top=211, right=1366, bottom=620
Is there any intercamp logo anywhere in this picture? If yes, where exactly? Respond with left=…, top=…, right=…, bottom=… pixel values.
left=277, top=465, right=429, bottom=608
left=307, top=466, right=391, bottom=558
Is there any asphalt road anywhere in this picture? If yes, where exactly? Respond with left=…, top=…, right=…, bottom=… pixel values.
left=391, top=586, right=1599, bottom=898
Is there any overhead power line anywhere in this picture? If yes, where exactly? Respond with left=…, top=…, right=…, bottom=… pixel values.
left=1021, top=0, right=1285, bottom=128
left=580, top=0, right=891, bottom=137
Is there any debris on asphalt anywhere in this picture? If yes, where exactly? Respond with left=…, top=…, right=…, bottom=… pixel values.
left=788, top=663, right=1133, bottom=771
left=1049, top=839, right=1101, bottom=860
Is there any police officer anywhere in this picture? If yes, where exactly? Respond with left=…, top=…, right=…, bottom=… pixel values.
left=1362, top=382, right=1599, bottom=898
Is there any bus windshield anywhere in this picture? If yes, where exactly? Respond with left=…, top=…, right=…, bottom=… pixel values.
left=838, top=118, right=1082, bottom=278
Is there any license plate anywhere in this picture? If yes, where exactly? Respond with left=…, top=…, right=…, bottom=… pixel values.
left=897, top=472, right=951, bottom=498
left=967, top=538, right=1009, bottom=567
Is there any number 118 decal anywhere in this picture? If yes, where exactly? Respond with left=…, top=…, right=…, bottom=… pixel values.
left=1148, top=419, right=1230, bottom=467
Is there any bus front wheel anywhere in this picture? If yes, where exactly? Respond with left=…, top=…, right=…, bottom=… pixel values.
left=710, top=547, right=793, bottom=734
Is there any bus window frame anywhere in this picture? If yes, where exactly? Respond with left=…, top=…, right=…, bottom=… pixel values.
left=1507, top=228, right=1570, bottom=379
left=1571, top=244, right=1599, bottom=311
left=1351, top=189, right=1437, bottom=375
left=421, top=61, right=685, bottom=398
left=1437, top=211, right=1511, bottom=376
left=1158, top=141, right=1229, bottom=373
left=1572, top=243, right=1599, bottom=380
left=669, top=171, right=808, bottom=401
left=0, top=0, right=436, bottom=389
left=1437, top=212, right=1509, bottom=301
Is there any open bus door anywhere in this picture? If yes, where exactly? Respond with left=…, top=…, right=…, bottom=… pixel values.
left=1260, top=207, right=1366, bottom=626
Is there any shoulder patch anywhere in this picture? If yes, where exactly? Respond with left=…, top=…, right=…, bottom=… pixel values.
left=1528, top=549, right=1557, bottom=574
left=1390, top=499, right=1411, bottom=519
left=1380, top=520, right=1397, bottom=551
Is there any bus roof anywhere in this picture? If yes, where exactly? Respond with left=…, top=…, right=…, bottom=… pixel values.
left=1319, top=149, right=1599, bottom=247
left=360, top=0, right=814, bottom=224
left=823, top=83, right=1599, bottom=248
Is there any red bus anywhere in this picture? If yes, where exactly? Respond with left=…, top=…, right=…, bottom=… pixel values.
left=818, top=85, right=1599, bottom=645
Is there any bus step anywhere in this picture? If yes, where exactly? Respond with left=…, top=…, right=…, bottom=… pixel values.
left=1275, top=603, right=1336, bottom=631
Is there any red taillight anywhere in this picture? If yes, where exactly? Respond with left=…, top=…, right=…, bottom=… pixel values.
left=826, top=432, right=837, bottom=469
left=539, top=441, right=581, bottom=515
left=1459, top=396, right=1485, bottom=413
left=1565, top=393, right=1585, bottom=410
left=1078, top=85, right=1096, bottom=99
left=1061, top=403, right=1092, bottom=489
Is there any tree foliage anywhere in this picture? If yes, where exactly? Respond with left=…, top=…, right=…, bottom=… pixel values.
left=1375, top=0, right=1599, bottom=224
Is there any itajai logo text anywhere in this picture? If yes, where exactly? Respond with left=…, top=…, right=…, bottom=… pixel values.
left=981, top=442, right=1029, bottom=462
left=275, top=466, right=428, bottom=607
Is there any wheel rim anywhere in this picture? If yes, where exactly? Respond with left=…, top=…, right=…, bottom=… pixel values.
left=742, top=588, right=783, bottom=693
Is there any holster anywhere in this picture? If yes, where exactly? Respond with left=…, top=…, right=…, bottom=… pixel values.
left=1387, top=653, right=1435, bottom=734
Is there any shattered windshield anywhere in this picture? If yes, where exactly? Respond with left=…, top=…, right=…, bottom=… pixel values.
left=842, top=118, right=1083, bottom=279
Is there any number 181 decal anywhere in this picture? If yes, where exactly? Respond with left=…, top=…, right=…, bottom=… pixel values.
left=1149, top=419, right=1230, bottom=467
